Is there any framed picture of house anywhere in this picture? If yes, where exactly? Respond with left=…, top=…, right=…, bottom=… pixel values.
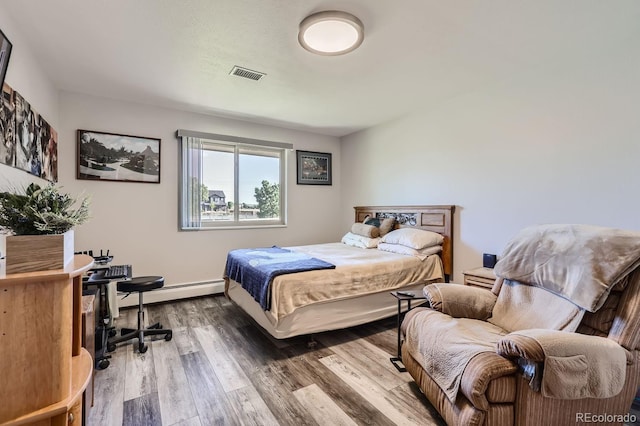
left=77, top=129, right=161, bottom=183
left=296, top=150, right=332, bottom=185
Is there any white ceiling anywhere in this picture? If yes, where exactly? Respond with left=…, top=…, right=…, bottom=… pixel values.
left=3, top=0, right=640, bottom=137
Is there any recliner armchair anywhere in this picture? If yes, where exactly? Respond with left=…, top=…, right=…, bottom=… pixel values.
left=401, top=224, right=640, bottom=426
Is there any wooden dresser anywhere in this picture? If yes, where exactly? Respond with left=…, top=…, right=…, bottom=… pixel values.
left=0, top=255, right=94, bottom=425
left=463, top=267, right=497, bottom=290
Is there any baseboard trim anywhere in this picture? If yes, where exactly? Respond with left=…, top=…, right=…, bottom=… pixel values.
left=117, top=279, right=225, bottom=308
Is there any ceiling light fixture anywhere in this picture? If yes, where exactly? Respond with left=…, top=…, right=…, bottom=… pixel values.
left=298, top=11, right=364, bottom=56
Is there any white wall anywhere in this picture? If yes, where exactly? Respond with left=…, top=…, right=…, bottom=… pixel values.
left=341, top=38, right=640, bottom=283
left=0, top=5, right=59, bottom=188
left=0, top=5, right=60, bottom=254
left=5, top=0, right=639, bottom=289
left=1, top=1, right=342, bottom=295
left=59, top=92, right=342, bottom=288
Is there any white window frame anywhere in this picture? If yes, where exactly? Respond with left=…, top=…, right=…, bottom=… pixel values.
left=177, top=129, right=291, bottom=230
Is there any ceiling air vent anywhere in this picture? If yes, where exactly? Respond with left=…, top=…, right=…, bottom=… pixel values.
left=229, top=66, right=266, bottom=81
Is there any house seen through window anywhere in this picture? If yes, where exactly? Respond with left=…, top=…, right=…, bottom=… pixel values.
left=178, top=130, right=291, bottom=229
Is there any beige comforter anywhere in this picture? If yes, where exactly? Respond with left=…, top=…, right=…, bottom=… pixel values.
left=265, top=243, right=443, bottom=320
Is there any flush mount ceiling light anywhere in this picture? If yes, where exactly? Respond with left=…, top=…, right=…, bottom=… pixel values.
left=298, top=11, right=364, bottom=56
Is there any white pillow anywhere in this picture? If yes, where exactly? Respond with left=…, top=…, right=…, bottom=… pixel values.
left=380, top=228, right=444, bottom=249
left=341, top=232, right=380, bottom=249
left=378, top=242, right=441, bottom=260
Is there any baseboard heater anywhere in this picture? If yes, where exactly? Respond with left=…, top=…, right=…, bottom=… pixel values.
left=117, top=279, right=225, bottom=308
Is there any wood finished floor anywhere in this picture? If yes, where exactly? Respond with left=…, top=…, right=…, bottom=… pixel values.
left=91, top=296, right=640, bottom=426
left=90, top=295, right=446, bottom=426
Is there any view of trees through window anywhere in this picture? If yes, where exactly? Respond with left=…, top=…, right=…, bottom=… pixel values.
left=200, top=146, right=281, bottom=222
left=178, top=130, right=288, bottom=229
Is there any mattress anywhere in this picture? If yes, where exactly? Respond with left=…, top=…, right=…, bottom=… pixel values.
left=226, top=242, right=444, bottom=338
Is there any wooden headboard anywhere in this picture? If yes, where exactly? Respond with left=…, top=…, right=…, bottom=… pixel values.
left=354, top=205, right=455, bottom=281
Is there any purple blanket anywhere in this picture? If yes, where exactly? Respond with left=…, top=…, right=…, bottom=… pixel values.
left=224, top=246, right=335, bottom=310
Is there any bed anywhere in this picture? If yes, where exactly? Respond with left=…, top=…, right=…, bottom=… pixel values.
left=225, top=205, right=455, bottom=339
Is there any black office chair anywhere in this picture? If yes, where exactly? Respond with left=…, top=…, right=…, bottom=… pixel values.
left=82, top=275, right=116, bottom=369
left=107, top=276, right=172, bottom=354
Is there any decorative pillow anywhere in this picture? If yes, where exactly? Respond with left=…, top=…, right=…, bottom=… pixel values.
left=363, top=215, right=396, bottom=236
left=380, top=228, right=444, bottom=249
left=351, top=222, right=380, bottom=238
left=379, top=218, right=396, bottom=236
left=378, top=242, right=441, bottom=260
left=341, top=232, right=380, bottom=249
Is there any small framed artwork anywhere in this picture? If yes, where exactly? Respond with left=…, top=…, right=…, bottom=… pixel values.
left=296, top=150, right=332, bottom=185
left=77, top=129, right=161, bottom=183
left=0, top=28, right=12, bottom=89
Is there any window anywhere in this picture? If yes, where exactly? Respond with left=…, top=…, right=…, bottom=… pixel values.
left=177, top=130, right=291, bottom=229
